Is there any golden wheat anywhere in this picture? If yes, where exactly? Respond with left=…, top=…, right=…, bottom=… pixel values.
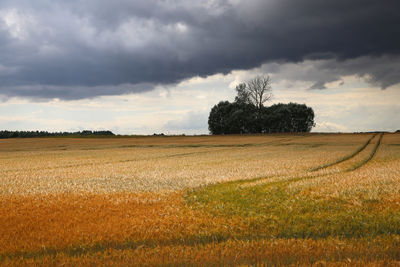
left=1, top=133, right=399, bottom=265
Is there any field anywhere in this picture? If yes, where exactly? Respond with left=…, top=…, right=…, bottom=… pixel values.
left=1, top=133, right=400, bottom=266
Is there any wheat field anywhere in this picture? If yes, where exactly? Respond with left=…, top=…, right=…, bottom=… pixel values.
left=0, top=133, right=399, bottom=266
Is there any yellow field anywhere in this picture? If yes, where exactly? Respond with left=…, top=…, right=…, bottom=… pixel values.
left=0, top=133, right=399, bottom=266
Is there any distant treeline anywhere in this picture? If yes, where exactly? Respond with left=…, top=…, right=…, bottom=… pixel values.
left=0, top=130, right=115, bottom=139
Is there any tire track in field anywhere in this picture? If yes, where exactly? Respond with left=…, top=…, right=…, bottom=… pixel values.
left=0, top=234, right=233, bottom=262
left=235, top=133, right=385, bottom=188
left=310, top=133, right=377, bottom=172
left=1, top=139, right=289, bottom=174
left=0, top=135, right=387, bottom=261
left=345, top=133, right=383, bottom=172
left=0, top=147, right=234, bottom=173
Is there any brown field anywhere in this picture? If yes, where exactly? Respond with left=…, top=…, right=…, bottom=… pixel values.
left=0, top=133, right=399, bottom=266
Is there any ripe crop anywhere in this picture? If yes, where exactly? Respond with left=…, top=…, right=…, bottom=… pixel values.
left=1, top=133, right=399, bottom=266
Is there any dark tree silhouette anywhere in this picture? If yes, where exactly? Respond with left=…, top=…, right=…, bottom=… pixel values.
left=208, top=101, right=257, bottom=134
left=208, top=76, right=315, bottom=134
left=209, top=102, right=315, bottom=134
left=234, top=83, right=251, bottom=105
left=263, top=103, right=315, bottom=133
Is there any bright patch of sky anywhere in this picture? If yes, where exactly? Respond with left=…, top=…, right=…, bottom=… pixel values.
left=1, top=62, right=399, bottom=134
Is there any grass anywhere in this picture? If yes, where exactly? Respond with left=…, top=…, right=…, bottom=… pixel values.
left=186, top=133, right=397, bottom=241
left=186, top=175, right=400, bottom=240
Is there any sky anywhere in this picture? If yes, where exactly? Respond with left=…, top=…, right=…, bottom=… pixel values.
left=0, top=0, right=399, bottom=134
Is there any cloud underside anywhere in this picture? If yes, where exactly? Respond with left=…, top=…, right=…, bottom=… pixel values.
left=0, top=0, right=399, bottom=99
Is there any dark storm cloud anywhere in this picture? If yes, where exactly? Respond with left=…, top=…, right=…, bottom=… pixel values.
left=0, top=0, right=399, bottom=99
left=309, top=55, right=400, bottom=90
left=261, top=55, right=400, bottom=90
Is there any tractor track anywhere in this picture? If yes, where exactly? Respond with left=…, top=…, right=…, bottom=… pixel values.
left=310, top=133, right=378, bottom=172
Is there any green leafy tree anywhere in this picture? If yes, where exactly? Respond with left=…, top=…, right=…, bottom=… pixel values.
left=263, top=103, right=315, bottom=133
left=208, top=75, right=315, bottom=134
left=208, top=101, right=257, bottom=134
left=234, top=83, right=251, bottom=105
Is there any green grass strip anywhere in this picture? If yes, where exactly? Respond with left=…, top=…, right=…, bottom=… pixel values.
left=310, top=133, right=377, bottom=172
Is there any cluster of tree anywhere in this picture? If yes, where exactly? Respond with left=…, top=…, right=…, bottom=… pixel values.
left=208, top=101, right=315, bottom=134
left=0, top=130, right=115, bottom=139
left=208, top=75, right=315, bottom=134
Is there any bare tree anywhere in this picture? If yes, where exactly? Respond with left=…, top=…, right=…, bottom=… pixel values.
left=246, top=75, right=272, bottom=110
left=234, top=75, right=272, bottom=109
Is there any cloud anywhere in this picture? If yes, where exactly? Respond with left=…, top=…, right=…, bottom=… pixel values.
left=164, top=111, right=208, bottom=132
left=0, top=83, right=154, bottom=100
left=0, top=0, right=399, bottom=99
left=1, top=71, right=399, bottom=134
left=313, top=122, right=348, bottom=133
left=261, top=55, right=400, bottom=90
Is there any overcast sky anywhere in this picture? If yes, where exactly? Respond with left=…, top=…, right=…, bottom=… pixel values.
left=1, top=0, right=399, bottom=134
